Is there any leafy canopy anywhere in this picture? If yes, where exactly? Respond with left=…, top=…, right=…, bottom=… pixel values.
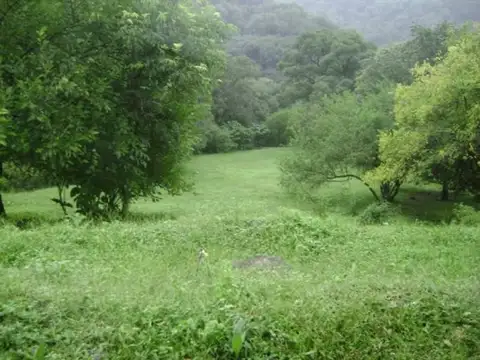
left=280, top=86, right=395, bottom=201
left=0, top=0, right=231, bottom=217
left=278, top=28, right=375, bottom=106
left=369, top=25, right=480, bottom=190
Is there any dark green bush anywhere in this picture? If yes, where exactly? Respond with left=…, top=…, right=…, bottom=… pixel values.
left=194, top=119, right=237, bottom=154
left=264, top=108, right=294, bottom=146
left=359, top=201, right=400, bottom=225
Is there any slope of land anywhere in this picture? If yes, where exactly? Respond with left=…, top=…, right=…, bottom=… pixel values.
left=1, top=148, right=479, bottom=359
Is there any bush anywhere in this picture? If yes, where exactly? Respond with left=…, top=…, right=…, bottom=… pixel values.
left=251, top=122, right=271, bottom=148
left=358, top=201, right=400, bottom=225
left=194, top=119, right=237, bottom=154
left=227, top=121, right=255, bottom=150
left=452, top=203, right=480, bottom=225
left=264, top=108, right=295, bottom=146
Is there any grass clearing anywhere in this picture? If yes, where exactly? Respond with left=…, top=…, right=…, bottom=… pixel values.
left=1, top=148, right=480, bottom=359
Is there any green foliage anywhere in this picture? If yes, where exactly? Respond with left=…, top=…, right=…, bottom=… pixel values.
left=452, top=203, right=480, bottom=225
left=1, top=162, right=51, bottom=192
left=0, top=107, right=7, bottom=147
left=280, top=88, right=395, bottom=201
left=358, top=201, right=400, bottom=225
left=212, top=56, right=277, bottom=127
left=264, top=107, right=296, bottom=146
left=356, top=22, right=455, bottom=95
left=194, top=118, right=237, bottom=154
left=0, top=0, right=230, bottom=218
left=228, top=35, right=296, bottom=75
left=278, top=28, right=375, bottom=105
left=211, top=0, right=336, bottom=76
left=370, top=25, right=480, bottom=195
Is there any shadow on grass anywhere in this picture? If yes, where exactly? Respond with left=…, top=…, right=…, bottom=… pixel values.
left=394, top=186, right=480, bottom=224
left=0, top=212, right=63, bottom=229
left=303, top=183, right=479, bottom=224
left=122, top=211, right=178, bottom=223
left=0, top=210, right=178, bottom=230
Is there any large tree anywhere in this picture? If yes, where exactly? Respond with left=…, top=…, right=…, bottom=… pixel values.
left=368, top=25, right=480, bottom=198
left=278, top=28, right=375, bottom=106
left=0, top=0, right=230, bottom=218
left=280, top=86, right=398, bottom=202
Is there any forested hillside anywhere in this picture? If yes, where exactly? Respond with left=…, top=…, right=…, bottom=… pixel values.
left=211, top=0, right=335, bottom=75
left=287, top=0, right=480, bottom=44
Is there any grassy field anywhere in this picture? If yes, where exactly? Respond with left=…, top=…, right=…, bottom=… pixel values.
left=1, top=148, right=479, bottom=359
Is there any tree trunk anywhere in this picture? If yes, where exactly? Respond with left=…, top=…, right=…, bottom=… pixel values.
left=0, top=193, right=6, bottom=217
left=0, top=161, right=5, bottom=217
left=380, top=180, right=401, bottom=202
left=441, top=181, right=449, bottom=201
left=120, top=187, right=131, bottom=219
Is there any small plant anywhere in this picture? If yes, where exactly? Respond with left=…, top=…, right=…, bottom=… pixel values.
left=452, top=203, right=480, bottom=225
left=231, top=317, right=247, bottom=359
left=358, top=201, right=399, bottom=225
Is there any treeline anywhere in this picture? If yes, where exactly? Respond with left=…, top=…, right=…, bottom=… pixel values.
left=194, top=0, right=479, bottom=158
left=280, top=22, right=480, bottom=203
left=290, top=0, right=480, bottom=45
left=1, top=0, right=479, bottom=219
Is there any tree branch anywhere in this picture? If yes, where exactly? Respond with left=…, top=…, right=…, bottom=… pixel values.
left=327, top=173, right=380, bottom=202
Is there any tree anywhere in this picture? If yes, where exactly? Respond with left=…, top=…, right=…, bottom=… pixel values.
left=0, top=0, right=230, bottom=218
left=356, top=22, right=455, bottom=95
left=278, top=29, right=375, bottom=106
left=280, top=86, right=397, bottom=203
left=212, top=56, right=266, bottom=127
left=0, top=104, right=7, bottom=217
left=291, top=0, right=480, bottom=45
left=368, top=25, right=480, bottom=198
left=211, top=0, right=335, bottom=76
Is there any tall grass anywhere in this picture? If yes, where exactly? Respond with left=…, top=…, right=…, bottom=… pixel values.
left=1, top=148, right=479, bottom=359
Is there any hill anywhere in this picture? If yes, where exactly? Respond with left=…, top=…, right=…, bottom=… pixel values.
left=211, top=0, right=336, bottom=75
left=286, top=0, right=480, bottom=44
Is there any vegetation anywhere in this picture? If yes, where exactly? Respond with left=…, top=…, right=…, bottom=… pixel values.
left=369, top=24, right=480, bottom=199
left=1, top=149, right=480, bottom=359
left=0, top=0, right=229, bottom=218
left=289, top=0, right=480, bottom=45
left=1, top=0, right=480, bottom=358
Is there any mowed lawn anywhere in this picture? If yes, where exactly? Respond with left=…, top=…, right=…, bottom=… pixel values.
left=1, top=148, right=479, bottom=359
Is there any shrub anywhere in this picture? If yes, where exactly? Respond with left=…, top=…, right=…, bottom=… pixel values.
left=264, top=108, right=294, bottom=146
left=358, top=201, right=399, bottom=225
left=227, top=121, right=255, bottom=150
left=452, top=203, right=480, bottom=225
left=194, top=119, right=237, bottom=154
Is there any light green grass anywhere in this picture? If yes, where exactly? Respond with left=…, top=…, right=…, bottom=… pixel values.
left=1, top=148, right=479, bottom=359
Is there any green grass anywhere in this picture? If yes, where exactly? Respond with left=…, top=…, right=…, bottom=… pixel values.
left=1, top=148, right=479, bottom=359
